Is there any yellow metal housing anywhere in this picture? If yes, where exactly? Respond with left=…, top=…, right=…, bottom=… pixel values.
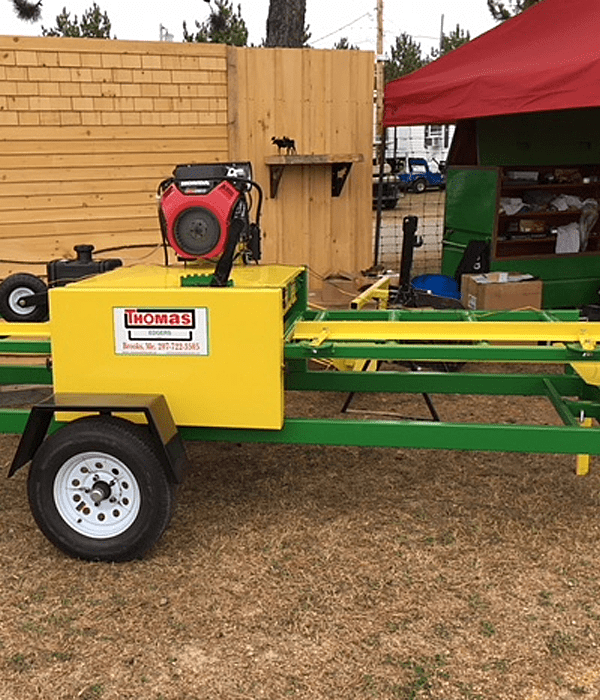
left=48, top=264, right=304, bottom=430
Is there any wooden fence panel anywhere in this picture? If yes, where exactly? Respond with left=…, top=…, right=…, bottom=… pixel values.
left=0, top=36, right=229, bottom=277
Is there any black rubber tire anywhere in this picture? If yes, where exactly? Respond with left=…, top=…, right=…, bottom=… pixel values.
left=0, top=273, right=48, bottom=322
left=413, top=179, right=427, bottom=194
left=27, top=415, right=174, bottom=561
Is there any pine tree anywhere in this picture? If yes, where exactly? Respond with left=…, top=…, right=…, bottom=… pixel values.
left=183, top=0, right=248, bottom=46
left=41, top=3, right=113, bottom=38
left=11, top=0, right=41, bottom=21
left=430, top=24, right=470, bottom=60
left=384, top=33, right=427, bottom=83
left=487, top=0, right=544, bottom=21
left=333, top=37, right=359, bottom=50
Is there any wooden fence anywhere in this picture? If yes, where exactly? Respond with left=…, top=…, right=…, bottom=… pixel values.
left=229, top=47, right=373, bottom=284
left=0, top=35, right=373, bottom=287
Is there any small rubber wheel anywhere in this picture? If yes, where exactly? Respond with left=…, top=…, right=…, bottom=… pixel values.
left=413, top=179, right=427, bottom=194
left=28, top=415, right=175, bottom=561
left=0, top=273, right=48, bottom=322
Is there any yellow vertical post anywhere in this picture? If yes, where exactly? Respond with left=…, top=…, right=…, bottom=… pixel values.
left=576, top=416, right=593, bottom=476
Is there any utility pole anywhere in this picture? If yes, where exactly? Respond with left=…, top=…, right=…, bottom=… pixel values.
left=373, top=0, right=386, bottom=268
left=375, top=0, right=384, bottom=138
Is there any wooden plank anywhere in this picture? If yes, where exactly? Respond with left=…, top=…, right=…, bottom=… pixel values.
left=0, top=204, right=154, bottom=225
left=330, top=50, right=353, bottom=154
left=0, top=216, right=157, bottom=239
left=265, top=154, right=364, bottom=165
left=327, top=51, right=357, bottom=275
left=306, top=50, right=327, bottom=155
left=352, top=50, right=376, bottom=271
left=0, top=35, right=228, bottom=59
left=0, top=124, right=228, bottom=141
left=0, top=164, right=227, bottom=183
left=302, top=49, right=329, bottom=285
left=0, top=136, right=229, bottom=155
left=276, top=50, right=309, bottom=269
left=0, top=147, right=229, bottom=170
left=248, top=49, right=280, bottom=263
left=226, top=46, right=239, bottom=160
left=0, top=190, right=156, bottom=210
left=275, top=49, right=304, bottom=151
left=0, top=179, right=164, bottom=198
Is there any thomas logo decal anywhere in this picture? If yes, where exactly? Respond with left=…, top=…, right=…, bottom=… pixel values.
left=114, top=307, right=208, bottom=356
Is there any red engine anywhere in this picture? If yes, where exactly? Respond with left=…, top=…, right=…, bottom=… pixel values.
left=157, top=162, right=261, bottom=267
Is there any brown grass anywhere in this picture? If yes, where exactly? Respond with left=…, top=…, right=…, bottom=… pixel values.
left=1, top=371, right=600, bottom=699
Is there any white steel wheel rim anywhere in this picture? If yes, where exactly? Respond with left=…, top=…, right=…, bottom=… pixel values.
left=8, top=287, right=36, bottom=316
left=53, top=451, right=141, bottom=539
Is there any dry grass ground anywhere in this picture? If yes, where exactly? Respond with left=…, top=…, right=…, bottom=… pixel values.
left=1, top=371, right=600, bottom=700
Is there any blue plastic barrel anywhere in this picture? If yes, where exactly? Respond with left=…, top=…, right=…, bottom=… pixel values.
left=411, top=274, right=461, bottom=300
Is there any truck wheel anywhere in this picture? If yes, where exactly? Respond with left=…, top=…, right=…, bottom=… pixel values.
left=413, top=179, right=427, bottom=194
left=0, top=273, right=48, bottom=322
left=27, top=415, right=175, bottom=561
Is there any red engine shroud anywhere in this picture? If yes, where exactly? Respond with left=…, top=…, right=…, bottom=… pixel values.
left=159, top=180, right=242, bottom=260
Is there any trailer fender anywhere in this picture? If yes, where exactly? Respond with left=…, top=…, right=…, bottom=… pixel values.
left=8, top=393, right=188, bottom=484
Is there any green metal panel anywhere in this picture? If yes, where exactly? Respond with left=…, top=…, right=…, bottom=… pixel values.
left=0, top=365, right=52, bottom=385
left=442, top=168, right=499, bottom=278
left=445, top=167, right=499, bottom=234
left=478, top=110, right=600, bottom=166
left=488, top=256, right=600, bottom=308
left=0, top=410, right=32, bottom=435
left=0, top=340, right=51, bottom=354
left=441, top=236, right=474, bottom=277
left=541, top=277, right=600, bottom=309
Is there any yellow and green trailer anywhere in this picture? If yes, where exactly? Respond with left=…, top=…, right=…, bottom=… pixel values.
left=3, top=262, right=600, bottom=560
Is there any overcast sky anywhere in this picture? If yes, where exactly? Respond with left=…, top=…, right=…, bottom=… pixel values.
left=2, top=1, right=498, bottom=55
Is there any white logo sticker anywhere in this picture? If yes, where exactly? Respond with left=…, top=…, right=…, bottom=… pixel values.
left=114, top=307, right=209, bottom=355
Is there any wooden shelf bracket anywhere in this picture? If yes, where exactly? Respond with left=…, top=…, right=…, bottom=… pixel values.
left=264, top=154, right=364, bottom=198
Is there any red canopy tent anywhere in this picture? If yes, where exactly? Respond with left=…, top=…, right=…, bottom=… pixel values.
left=383, top=0, right=600, bottom=127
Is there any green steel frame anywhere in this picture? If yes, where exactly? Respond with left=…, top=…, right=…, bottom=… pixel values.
left=3, top=297, right=600, bottom=459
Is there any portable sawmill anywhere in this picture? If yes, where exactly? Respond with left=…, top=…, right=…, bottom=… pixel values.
left=1, top=162, right=600, bottom=562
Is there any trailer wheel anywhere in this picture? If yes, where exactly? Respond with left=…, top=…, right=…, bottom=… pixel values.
left=27, top=415, right=174, bottom=561
left=0, top=273, right=48, bottom=322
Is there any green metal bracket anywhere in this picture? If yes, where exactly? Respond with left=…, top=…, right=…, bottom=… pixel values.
left=180, top=274, right=234, bottom=288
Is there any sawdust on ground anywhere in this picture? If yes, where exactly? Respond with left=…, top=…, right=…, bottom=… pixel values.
left=0, top=365, right=599, bottom=700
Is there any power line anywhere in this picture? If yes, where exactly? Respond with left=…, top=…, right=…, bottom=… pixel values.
left=311, top=11, right=373, bottom=44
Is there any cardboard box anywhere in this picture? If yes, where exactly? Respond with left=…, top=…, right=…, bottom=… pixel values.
left=461, top=272, right=543, bottom=310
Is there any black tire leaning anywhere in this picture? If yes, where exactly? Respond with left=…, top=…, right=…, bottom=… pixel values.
left=28, top=415, right=175, bottom=561
left=0, top=273, right=48, bottom=322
